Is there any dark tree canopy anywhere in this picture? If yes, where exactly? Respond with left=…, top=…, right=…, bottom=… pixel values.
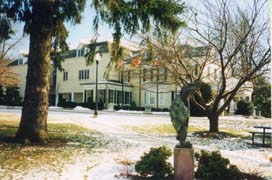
left=1, top=0, right=86, bottom=69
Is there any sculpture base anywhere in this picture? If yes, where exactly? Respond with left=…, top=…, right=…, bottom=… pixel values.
left=174, top=146, right=194, bottom=180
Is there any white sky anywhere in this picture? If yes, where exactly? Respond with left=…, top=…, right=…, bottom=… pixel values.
left=6, top=0, right=270, bottom=59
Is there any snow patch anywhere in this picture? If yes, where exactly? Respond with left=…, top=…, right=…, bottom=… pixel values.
left=73, top=106, right=91, bottom=111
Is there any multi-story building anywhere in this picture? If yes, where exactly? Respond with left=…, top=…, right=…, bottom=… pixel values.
left=10, top=38, right=253, bottom=113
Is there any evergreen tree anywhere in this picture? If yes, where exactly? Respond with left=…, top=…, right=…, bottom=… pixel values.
left=252, top=76, right=271, bottom=118
left=4, top=87, right=22, bottom=106
left=0, top=86, right=4, bottom=104
left=1, top=0, right=86, bottom=143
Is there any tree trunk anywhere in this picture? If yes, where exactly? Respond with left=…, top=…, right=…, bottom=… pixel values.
left=208, top=113, right=219, bottom=132
left=16, top=1, right=52, bottom=143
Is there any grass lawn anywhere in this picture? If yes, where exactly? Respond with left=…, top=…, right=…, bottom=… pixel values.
left=0, top=114, right=104, bottom=179
left=125, top=124, right=248, bottom=139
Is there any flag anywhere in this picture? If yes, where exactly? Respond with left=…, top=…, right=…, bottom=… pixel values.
left=130, top=56, right=142, bottom=68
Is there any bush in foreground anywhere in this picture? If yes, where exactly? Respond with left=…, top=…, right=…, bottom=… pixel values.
left=135, top=146, right=173, bottom=178
left=195, top=150, right=243, bottom=180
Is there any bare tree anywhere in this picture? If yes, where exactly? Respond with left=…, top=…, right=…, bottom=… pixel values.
left=0, top=16, right=20, bottom=87
left=146, top=0, right=270, bottom=132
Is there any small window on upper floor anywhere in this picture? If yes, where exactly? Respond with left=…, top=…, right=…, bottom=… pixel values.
left=63, top=71, right=68, bottom=81
left=143, top=69, right=146, bottom=82
left=164, top=68, right=168, bottom=81
left=194, top=65, right=198, bottom=76
left=79, top=70, right=89, bottom=80
left=128, top=70, right=131, bottom=82
left=18, top=58, right=23, bottom=65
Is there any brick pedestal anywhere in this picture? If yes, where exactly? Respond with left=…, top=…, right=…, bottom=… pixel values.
left=174, top=147, right=194, bottom=180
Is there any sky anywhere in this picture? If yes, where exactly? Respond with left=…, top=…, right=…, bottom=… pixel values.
left=6, top=0, right=270, bottom=59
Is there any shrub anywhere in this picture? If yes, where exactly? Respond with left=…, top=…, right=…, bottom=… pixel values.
left=199, top=82, right=212, bottom=103
left=162, top=108, right=169, bottom=112
left=195, top=150, right=243, bottom=180
left=122, top=105, right=129, bottom=110
left=130, top=101, right=137, bottom=108
left=0, top=86, right=4, bottom=104
left=235, top=100, right=254, bottom=116
left=135, top=146, right=173, bottom=178
left=58, top=101, right=77, bottom=108
left=190, top=82, right=212, bottom=117
left=135, top=107, right=145, bottom=111
left=77, top=102, right=94, bottom=109
left=190, top=101, right=206, bottom=117
left=114, top=104, right=121, bottom=111
left=3, top=87, right=22, bottom=106
left=252, top=82, right=271, bottom=118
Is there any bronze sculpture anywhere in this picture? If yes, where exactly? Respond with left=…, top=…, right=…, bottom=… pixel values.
left=170, top=82, right=199, bottom=147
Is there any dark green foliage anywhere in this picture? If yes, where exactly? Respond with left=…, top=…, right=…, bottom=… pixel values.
left=195, top=150, right=243, bottom=180
left=190, top=82, right=211, bottom=117
left=57, top=101, right=97, bottom=110
left=114, top=104, right=121, bottom=111
left=235, top=100, right=254, bottom=116
left=127, top=101, right=138, bottom=110
left=0, top=86, right=4, bottom=104
left=199, top=82, right=212, bottom=103
left=2, top=87, right=22, bottom=106
left=114, top=104, right=145, bottom=111
left=151, top=108, right=169, bottom=112
left=57, top=101, right=77, bottom=109
left=135, top=146, right=173, bottom=178
left=190, top=101, right=206, bottom=117
left=252, top=83, right=271, bottom=118
left=0, top=16, right=14, bottom=43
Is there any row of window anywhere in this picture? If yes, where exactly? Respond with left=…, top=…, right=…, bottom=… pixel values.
left=63, top=70, right=90, bottom=81
left=144, top=91, right=166, bottom=105
left=84, top=89, right=131, bottom=104
left=125, top=68, right=168, bottom=82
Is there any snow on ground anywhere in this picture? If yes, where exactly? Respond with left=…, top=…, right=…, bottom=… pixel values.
left=73, top=106, right=90, bottom=111
left=0, top=109, right=271, bottom=179
left=57, top=112, right=272, bottom=179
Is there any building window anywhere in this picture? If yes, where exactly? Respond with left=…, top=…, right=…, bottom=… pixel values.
left=150, top=92, right=155, bottom=105
left=157, top=69, right=160, bottom=81
left=128, top=70, right=131, bottom=82
left=246, top=96, right=250, bottom=102
left=125, top=91, right=131, bottom=104
left=18, top=58, right=23, bottom=64
left=143, top=69, right=146, bottom=82
left=79, top=70, right=89, bottom=80
left=109, top=90, right=115, bottom=103
left=63, top=71, right=68, bottom=81
left=117, top=91, right=122, bottom=104
left=150, top=69, right=153, bottom=81
left=86, top=90, right=94, bottom=103
left=195, top=66, right=198, bottom=76
left=159, top=92, right=165, bottom=105
left=164, top=68, right=167, bottom=81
